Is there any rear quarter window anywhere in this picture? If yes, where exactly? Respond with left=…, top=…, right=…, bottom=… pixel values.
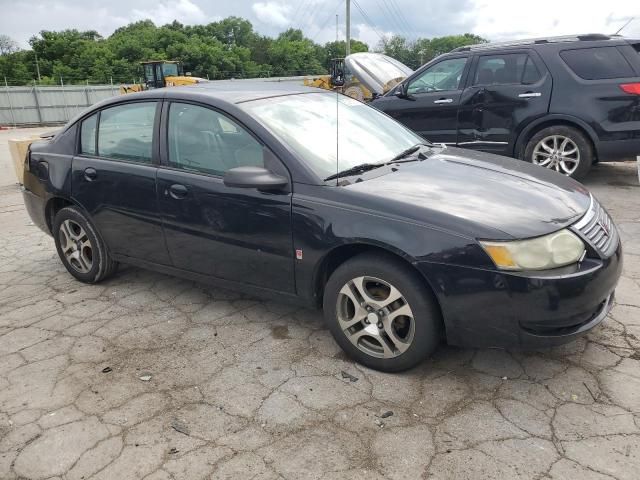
left=560, top=46, right=634, bottom=80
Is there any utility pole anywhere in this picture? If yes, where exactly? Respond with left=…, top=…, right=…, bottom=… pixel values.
left=345, top=0, right=351, bottom=57
left=336, top=14, right=339, bottom=43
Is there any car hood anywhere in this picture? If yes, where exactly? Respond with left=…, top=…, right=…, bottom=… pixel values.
left=345, top=52, right=413, bottom=95
left=343, top=147, right=592, bottom=240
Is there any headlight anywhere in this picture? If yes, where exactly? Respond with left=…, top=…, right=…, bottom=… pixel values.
left=480, top=229, right=585, bottom=271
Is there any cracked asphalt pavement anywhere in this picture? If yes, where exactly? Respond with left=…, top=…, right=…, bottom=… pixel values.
left=1, top=128, right=640, bottom=479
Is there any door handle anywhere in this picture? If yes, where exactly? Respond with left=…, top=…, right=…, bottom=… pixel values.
left=84, top=167, right=97, bottom=182
left=518, top=92, right=542, bottom=98
left=433, top=98, right=453, bottom=104
left=167, top=183, right=188, bottom=199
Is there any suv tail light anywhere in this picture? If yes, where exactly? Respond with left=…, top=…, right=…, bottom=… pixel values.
left=620, top=83, right=640, bottom=95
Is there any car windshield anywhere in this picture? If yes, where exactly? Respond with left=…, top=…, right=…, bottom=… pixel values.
left=241, top=93, right=426, bottom=180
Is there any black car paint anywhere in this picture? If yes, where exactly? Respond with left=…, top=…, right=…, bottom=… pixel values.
left=372, top=37, right=640, bottom=161
left=23, top=84, right=621, bottom=349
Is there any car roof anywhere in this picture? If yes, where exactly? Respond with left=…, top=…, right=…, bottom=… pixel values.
left=451, top=33, right=629, bottom=53
left=162, top=81, right=326, bottom=104
left=62, top=81, right=329, bottom=134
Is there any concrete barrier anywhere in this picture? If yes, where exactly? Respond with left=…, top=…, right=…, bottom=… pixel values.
left=8, top=137, right=38, bottom=184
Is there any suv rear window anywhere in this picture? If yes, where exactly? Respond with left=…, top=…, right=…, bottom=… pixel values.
left=560, top=47, right=634, bottom=80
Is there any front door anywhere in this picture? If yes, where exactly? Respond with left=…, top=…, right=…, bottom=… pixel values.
left=373, top=56, right=470, bottom=144
left=457, top=51, right=552, bottom=155
left=71, top=101, right=171, bottom=265
left=157, top=101, right=295, bottom=293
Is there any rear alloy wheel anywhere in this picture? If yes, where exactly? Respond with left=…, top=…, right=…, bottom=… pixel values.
left=59, top=219, right=93, bottom=274
left=532, top=135, right=580, bottom=175
left=323, top=253, right=441, bottom=372
left=53, top=206, right=118, bottom=284
left=524, top=125, right=593, bottom=179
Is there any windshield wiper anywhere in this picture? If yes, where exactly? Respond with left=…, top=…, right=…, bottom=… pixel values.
left=323, top=142, right=434, bottom=182
left=324, top=163, right=384, bottom=182
left=385, top=143, right=431, bottom=164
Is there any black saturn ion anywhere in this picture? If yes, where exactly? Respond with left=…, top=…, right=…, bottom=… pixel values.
left=21, top=83, right=622, bottom=371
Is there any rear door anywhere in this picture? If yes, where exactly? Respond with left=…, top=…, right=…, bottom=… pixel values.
left=457, top=50, right=552, bottom=155
left=373, top=55, right=470, bottom=144
left=72, top=100, right=171, bottom=265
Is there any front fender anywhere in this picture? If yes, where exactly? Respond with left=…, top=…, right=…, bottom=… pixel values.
left=292, top=191, right=492, bottom=303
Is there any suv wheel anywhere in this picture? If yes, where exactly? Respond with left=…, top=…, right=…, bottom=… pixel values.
left=53, top=206, right=118, bottom=283
left=323, top=252, right=442, bottom=372
left=524, top=125, right=593, bottom=179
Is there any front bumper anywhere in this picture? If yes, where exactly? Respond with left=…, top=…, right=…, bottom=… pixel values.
left=416, top=241, right=622, bottom=349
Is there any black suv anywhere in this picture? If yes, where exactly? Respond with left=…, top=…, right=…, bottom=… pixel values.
left=371, top=34, right=640, bottom=178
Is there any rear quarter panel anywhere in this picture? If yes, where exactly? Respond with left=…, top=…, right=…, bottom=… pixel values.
left=542, top=43, right=640, bottom=146
left=23, top=125, right=76, bottom=231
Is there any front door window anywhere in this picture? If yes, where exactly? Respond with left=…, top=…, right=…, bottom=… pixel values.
left=408, top=57, right=469, bottom=95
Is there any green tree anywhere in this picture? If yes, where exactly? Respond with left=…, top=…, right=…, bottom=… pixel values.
left=322, top=40, right=368, bottom=68
left=0, top=35, right=19, bottom=56
left=0, top=51, right=32, bottom=84
left=267, top=29, right=325, bottom=76
left=379, top=33, right=487, bottom=69
left=0, top=18, right=488, bottom=85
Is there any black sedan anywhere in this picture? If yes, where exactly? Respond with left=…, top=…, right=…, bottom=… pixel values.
left=21, top=83, right=622, bottom=371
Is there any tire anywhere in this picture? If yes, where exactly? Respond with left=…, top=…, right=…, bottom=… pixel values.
left=323, top=252, right=442, bottom=372
left=524, top=125, right=593, bottom=180
left=53, top=206, right=118, bottom=283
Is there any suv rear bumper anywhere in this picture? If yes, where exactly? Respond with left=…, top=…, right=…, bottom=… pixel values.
left=597, top=137, right=640, bottom=161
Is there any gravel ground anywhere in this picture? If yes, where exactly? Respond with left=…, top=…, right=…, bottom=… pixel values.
left=1, top=128, right=639, bottom=480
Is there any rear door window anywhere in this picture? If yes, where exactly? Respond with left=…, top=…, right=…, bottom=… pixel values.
left=474, top=53, right=541, bottom=86
left=521, top=56, right=542, bottom=84
left=97, top=102, right=157, bottom=163
left=80, top=113, right=97, bottom=156
left=560, top=47, right=634, bottom=79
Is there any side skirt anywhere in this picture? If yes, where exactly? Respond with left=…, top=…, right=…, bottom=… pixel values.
left=112, top=254, right=315, bottom=308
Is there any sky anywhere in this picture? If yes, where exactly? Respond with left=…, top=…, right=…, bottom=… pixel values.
left=1, top=0, right=639, bottom=49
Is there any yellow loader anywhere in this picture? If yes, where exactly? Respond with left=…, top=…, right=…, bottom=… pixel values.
left=120, top=61, right=208, bottom=94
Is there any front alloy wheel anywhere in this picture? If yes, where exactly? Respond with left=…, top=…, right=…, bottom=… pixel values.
left=532, top=135, right=580, bottom=176
left=323, top=252, right=442, bottom=372
left=337, top=276, right=415, bottom=359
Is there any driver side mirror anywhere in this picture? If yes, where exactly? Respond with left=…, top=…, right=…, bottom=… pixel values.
left=395, top=83, right=413, bottom=100
left=223, top=166, right=289, bottom=192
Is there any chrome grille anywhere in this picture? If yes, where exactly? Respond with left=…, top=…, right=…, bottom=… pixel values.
left=571, top=197, right=619, bottom=258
